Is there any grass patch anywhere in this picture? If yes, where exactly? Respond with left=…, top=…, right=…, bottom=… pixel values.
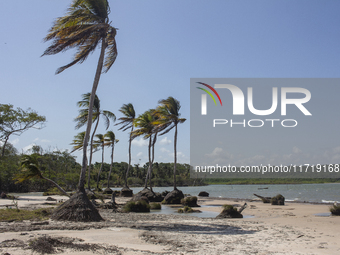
left=123, top=200, right=150, bottom=213
left=0, top=208, right=53, bottom=222
left=150, top=202, right=161, bottom=210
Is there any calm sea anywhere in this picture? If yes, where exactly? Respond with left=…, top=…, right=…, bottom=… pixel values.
left=10, top=183, right=340, bottom=203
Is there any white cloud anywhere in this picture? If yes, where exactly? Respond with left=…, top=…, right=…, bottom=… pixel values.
left=160, top=147, right=170, bottom=153
left=131, top=137, right=148, bottom=147
left=23, top=144, right=35, bottom=153
left=159, top=137, right=171, bottom=145
left=10, top=138, right=19, bottom=145
left=292, top=146, right=302, bottom=154
left=33, top=138, right=51, bottom=143
left=137, top=152, right=143, bottom=157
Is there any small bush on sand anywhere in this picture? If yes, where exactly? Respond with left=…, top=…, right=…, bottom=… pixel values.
left=330, top=204, right=340, bottom=216
left=0, top=208, right=52, bottom=222
left=29, top=235, right=56, bottom=254
left=271, top=194, right=285, bottom=205
left=150, top=202, right=161, bottom=210
left=216, top=204, right=243, bottom=218
left=123, top=200, right=150, bottom=213
left=181, top=196, right=199, bottom=207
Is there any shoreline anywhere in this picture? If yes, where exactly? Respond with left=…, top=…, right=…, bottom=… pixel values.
left=1, top=195, right=340, bottom=254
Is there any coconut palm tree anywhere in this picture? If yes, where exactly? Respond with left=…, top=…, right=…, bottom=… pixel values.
left=104, top=131, right=119, bottom=190
left=93, top=133, right=106, bottom=190
left=155, top=97, right=186, bottom=190
left=131, top=110, right=158, bottom=190
left=42, top=0, right=117, bottom=221
left=70, top=131, right=86, bottom=153
left=115, top=103, right=135, bottom=189
left=16, top=155, right=69, bottom=197
left=75, top=93, right=115, bottom=191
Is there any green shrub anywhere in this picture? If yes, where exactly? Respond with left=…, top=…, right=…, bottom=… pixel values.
left=150, top=202, right=161, bottom=210
left=178, top=206, right=193, bottom=213
left=181, top=196, right=199, bottom=207
left=43, top=187, right=64, bottom=196
left=330, top=204, right=340, bottom=216
left=216, top=204, right=243, bottom=218
left=271, top=194, right=285, bottom=205
left=123, top=200, right=150, bottom=213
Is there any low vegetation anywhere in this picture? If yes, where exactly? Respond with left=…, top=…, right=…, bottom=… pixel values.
left=178, top=206, right=194, bottom=213
left=0, top=208, right=53, bottom=222
left=181, top=196, right=199, bottom=207
left=330, top=204, right=340, bottom=216
left=123, top=200, right=150, bottom=213
left=150, top=202, right=161, bottom=210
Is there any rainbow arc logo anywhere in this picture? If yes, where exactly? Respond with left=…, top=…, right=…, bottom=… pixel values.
left=196, top=82, right=222, bottom=115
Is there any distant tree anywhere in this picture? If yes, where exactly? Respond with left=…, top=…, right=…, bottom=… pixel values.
left=93, top=133, right=106, bottom=190
left=0, top=104, right=46, bottom=157
left=116, top=103, right=136, bottom=189
left=104, top=131, right=118, bottom=189
left=74, top=93, right=115, bottom=190
left=155, top=97, right=186, bottom=190
left=16, top=154, right=69, bottom=197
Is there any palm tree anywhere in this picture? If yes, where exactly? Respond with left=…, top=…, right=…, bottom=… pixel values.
left=16, top=155, right=69, bottom=197
left=75, top=93, right=115, bottom=191
left=70, top=131, right=86, bottom=153
left=93, top=133, right=106, bottom=190
left=42, top=0, right=117, bottom=221
left=104, top=131, right=119, bottom=190
left=155, top=97, right=186, bottom=190
left=115, top=103, right=135, bottom=189
left=131, top=110, right=158, bottom=190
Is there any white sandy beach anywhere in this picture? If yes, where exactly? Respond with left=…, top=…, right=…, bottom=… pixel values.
left=0, top=195, right=339, bottom=254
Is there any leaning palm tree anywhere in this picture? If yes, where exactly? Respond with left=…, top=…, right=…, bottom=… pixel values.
left=115, top=103, right=135, bottom=190
left=16, top=155, right=69, bottom=197
left=42, top=0, right=117, bottom=221
left=155, top=97, right=186, bottom=190
left=70, top=131, right=86, bottom=153
left=75, top=93, right=115, bottom=191
left=131, top=110, right=158, bottom=191
left=104, top=131, right=119, bottom=191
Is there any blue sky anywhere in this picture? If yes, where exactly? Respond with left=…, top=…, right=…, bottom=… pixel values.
left=1, top=1, right=340, bottom=166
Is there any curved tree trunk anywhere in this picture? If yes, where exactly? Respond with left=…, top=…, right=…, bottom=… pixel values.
left=144, top=136, right=152, bottom=189
left=78, top=39, right=107, bottom=192
left=107, top=144, right=115, bottom=189
left=42, top=176, right=69, bottom=197
left=87, top=117, right=100, bottom=190
left=125, top=125, right=133, bottom=188
left=96, top=144, right=105, bottom=190
left=173, top=123, right=178, bottom=190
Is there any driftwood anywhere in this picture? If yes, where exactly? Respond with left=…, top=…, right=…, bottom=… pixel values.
left=254, top=194, right=271, bottom=203
left=238, top=202, right=247, bottom=213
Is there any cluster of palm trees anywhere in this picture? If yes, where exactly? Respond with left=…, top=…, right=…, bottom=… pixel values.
left=71, top=95, right=186, bottom=193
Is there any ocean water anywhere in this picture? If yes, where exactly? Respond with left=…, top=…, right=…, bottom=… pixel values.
left=126, top=183, right=340, bottom=203
left=9, top=183, right=340, bottom=203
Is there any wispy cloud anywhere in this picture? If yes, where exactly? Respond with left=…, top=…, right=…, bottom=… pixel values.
left=159, top=137, right=171, bottom=145
left=131, top=137, right=148, bottom=147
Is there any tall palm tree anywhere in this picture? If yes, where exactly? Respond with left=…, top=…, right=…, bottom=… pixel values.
left=43, top=0, right=117, bottom=191
left=16, top=155, right=69, bottom=197
left=93, top=133, right=106, bottom=190
left=42, top=0, right=117, bottom=221
left=75, top=93, right=115, bottom=191
left=104, top=131, right=119, bottom=189
left=131, top=110, right=158, bottom=190
left=155, top=97, right=186, bottom=190
left=115, top=103, right=135, bottom=189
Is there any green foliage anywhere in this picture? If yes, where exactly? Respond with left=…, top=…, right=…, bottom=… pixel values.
left=271, top=194, right=285, bottom=205
left=178, top=206, right=193, bottom=213
left=123, top=200, right=150, bottom=212
left=150, top=202, right=161, bottom=210
left=181, top=196, right=199, bottom=207
left=330, top=204, right=340, bottom=215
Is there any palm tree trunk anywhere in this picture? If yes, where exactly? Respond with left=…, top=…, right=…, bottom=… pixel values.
left=1, top=135, right=10, bottom=157
left=125, top=126, right=133, bottom=188
left=173, top=123, right=178, bottom=190
left=107, top=144, right=114, bottom=189
left=144, top=136, right=152, bottom=189
left=96, top=144, right=105, bottom=190
left=42, top=176, right=69, bottom=197
left=87, top=117, right=100, bottom=190
left=78, top=39, right=107, bottom=192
